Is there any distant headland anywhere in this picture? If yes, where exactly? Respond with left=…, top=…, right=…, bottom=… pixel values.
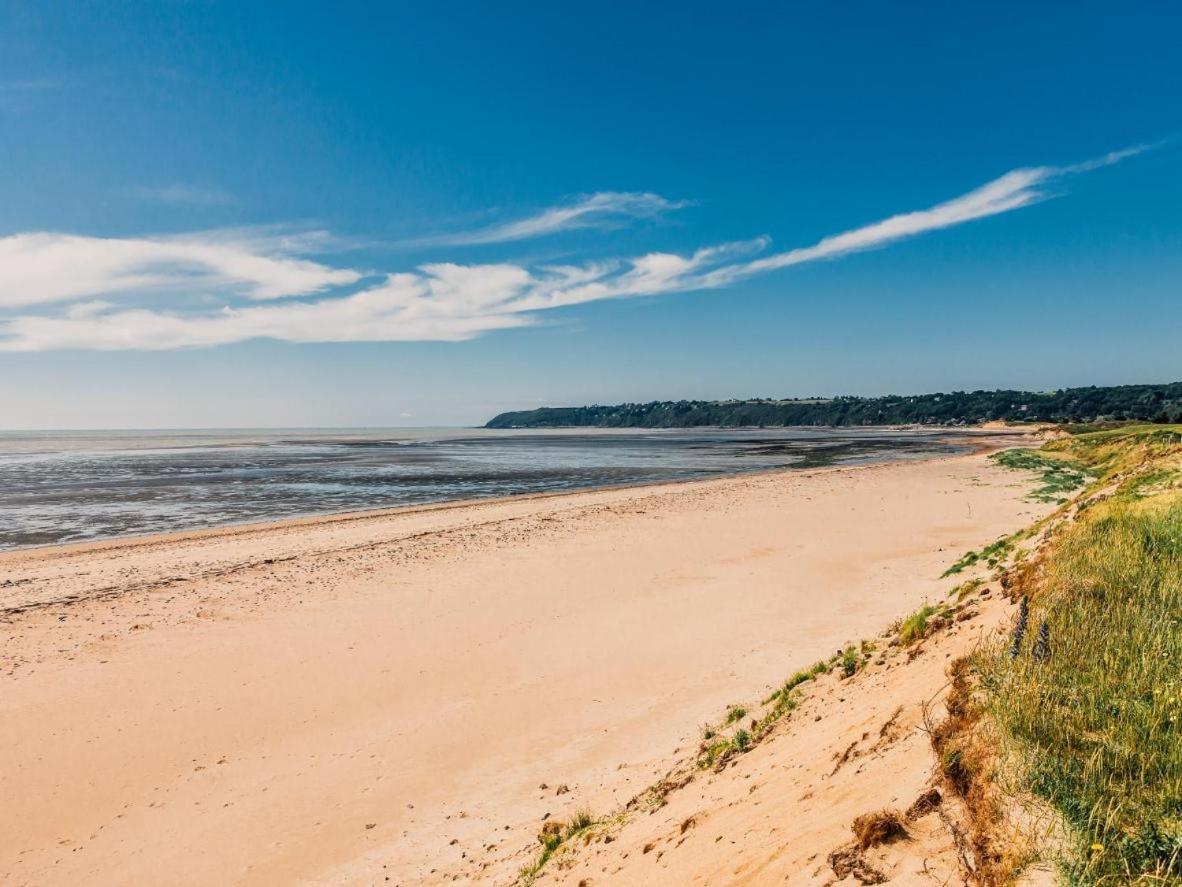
left=486, top=381, right=1182, bottom=429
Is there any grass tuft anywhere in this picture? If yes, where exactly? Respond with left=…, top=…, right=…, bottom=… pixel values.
left=840, top=646, right=860, bottom=678
left=519, top=809, right=598, bottom=883
left=942, top=535, right=1017, bottom=578
left=852, top=809, right=909, bottom=849
left=991, top=448, right=1094, bottom=503
left=897, top=604, right=940, bottom=646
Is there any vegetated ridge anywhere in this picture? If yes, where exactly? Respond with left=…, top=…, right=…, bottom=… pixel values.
left=486, top=381, right=1182, bottom=428
left=503, top=424, right=1182, bottom=884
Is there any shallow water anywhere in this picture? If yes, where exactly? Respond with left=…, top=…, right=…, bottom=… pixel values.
left=0, top=427, right=974, bottom=550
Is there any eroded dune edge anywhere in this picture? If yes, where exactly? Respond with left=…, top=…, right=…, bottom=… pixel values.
left=515, top=425, right=1182, bottom=886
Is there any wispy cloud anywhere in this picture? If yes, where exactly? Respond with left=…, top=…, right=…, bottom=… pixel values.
left=0, top=229, right=361, bottom=309
left=121, top=184, right=238, bottom=207
left=0, top=145, right=1149, bottom=351
left=407, top=191, right=691, bottom=246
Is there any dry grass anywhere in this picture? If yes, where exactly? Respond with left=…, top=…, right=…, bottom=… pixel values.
left=852, top=809, right=908, bottom=849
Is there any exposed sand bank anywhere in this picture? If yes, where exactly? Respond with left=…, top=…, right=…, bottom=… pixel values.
left=0, top=435, right=1052, bottom=885
left=537, top=573, right=1039, bottom=886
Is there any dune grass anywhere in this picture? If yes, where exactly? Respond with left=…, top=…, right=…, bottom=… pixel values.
left=765, top=660, right=829, bottom=703
left=724, top=704, right=747, bottom=724
left=991, top=447, right=1094, bottom=503
left=942, top=534, right=1018, bottom=578
left=519, top=809, right=598, bottom=884
left=950, top=577, right=984, bottom=601
left=1045, top=425, right=1182, bottom=488
left=897, top=603, right=940, bottom=646
left=983, top=492, right=1182, bottom=882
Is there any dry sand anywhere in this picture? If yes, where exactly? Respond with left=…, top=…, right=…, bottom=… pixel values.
left=540, top=572, right=1036, bottom=886
left=0, top=436, right=1051, bottom=885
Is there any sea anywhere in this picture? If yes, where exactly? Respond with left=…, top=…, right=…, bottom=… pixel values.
left=0, top=427, right=978, bottom=551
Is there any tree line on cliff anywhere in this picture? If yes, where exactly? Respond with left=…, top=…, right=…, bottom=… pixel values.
left=485, top=382, right=1182, bottom=428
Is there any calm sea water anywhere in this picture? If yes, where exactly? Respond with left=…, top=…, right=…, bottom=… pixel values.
left=0, top=427, right=975, bottom=550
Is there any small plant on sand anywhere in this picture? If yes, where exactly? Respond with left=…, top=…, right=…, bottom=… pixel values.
left=519, top=809, right=598, bottom=884
left=698, top=738, right=731, bottom=769
left=566, top=809, right=593, bottom=833
left=765, top=661, right=828, bottom=705
left=897, top=604, right=939, bottom=646
left=732, top=728, right=750, bottom=752
left=840, top=646, right=860, bottom=678
left=700, top=723, right=716, bottom=740
left=950, top=577, right=984, bottom=600
left=942, top=535, right=1017, bottom=578
left=756, top=689, right=797, bottom=733
left=724, top=704, right=747, bottom=724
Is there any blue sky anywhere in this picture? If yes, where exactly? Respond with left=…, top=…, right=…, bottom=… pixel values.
left=0, top=2, right=1179, bottom=428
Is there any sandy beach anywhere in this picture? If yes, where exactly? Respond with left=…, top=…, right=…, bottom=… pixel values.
left=0, top=436, right=1051, bottom=885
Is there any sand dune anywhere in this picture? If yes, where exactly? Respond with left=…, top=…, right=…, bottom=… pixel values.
left=0, top=437, right=1051, bottom=885
left=540, top=583, right=1020, bottom=886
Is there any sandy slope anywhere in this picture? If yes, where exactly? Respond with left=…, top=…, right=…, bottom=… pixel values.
left=530, top=580, right=1020, bottom=886
left=0, top=436, right=1050, bottom=885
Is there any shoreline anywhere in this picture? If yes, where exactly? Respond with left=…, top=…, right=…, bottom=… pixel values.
left=0, top=427, right=1028, bottom=565
left=0, top=439, right=1052, bottom=885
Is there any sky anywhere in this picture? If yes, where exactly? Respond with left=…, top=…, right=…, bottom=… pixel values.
left=0, top=2, right=1180, bottom=429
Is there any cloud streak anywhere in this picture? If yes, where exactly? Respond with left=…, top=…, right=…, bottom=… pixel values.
left=407, top=191, right=690, bottom=246
left=0, top=146, right=1148, bottom=351
left=0, top=230, right=361, bottom=309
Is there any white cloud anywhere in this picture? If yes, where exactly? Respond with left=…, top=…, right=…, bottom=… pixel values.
left=0, top=230, right=361, bottom=308
left=0, top=146, right=1148, bottom=351
left=408, top=191, right=690, bottom=246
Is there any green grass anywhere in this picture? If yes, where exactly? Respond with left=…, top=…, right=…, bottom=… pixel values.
left=991, top=447, right=1094, bottom=503
left=1059, top=420, right=1149, bottom=436
left=950, top=577, right=984, bottom=600
left=518, top=809, right=598, bottom=884
left=944, top=431, right=1182, bottom=580
left=1046, top=425, right=1182, bottom=481
left=701, top=661, right=836, bottom=771
left=840, top=646, right=860, bottom=678
left=1118, top=467, right=1182, bottom=501
left=767, top=661, right=829, bottom=702
left=897, top=604, right=940, bottom=646
left=794, top=659, right=831, bottom=685
left=942, top=535, right=1017, bottom=577
left=982, top=493, right=1182, bottom=882
left=699, top=738, right=732, bottom=769
left=755, top=682, right=800, bottom=734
